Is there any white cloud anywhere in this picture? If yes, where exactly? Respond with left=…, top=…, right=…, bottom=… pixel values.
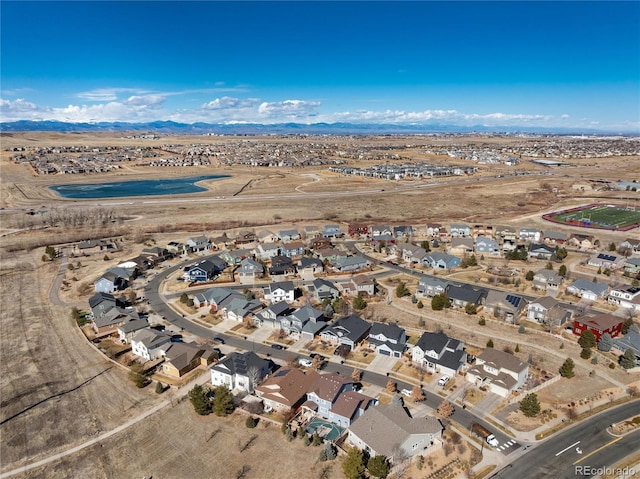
left=0, top=98, right=50, bottom=120
left=76, top=88, right=150, bottom=101
left=201, top=96, right=260, bottom=110
left=258, top=100, right=321, bottom=119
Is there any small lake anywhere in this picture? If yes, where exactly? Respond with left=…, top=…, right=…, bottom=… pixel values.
left=49, top=174, right=230, bottom=199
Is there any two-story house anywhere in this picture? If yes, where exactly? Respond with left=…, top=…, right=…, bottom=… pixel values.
left=263, top=281, right=295, bottom=304
left=367, top=322, right=406, bottom=358
left=573, top=313, right=624, bottom=341
left=412, top=332, right=467, bottom=377
left=237, top=258, right=265, bottom=285
left=416, top=276, right=450, bottom=297
left=320, top=314, right=371, bottom=350
left=131, top=329, right=172, bottom=361
left=483, top=290, right=527, bottom=323
left=532, top=269, right=564, bottom=291
left=255, top=368, right=320, bottom=413
left=309, top=278, right=340, bottom=302
left=566, top=279, right=609, bottom=301
left=210, top=351, right=276, bottom=393
left=422, top=252, right=461, bottom=270
left=608, top=286, right=640, bottom=314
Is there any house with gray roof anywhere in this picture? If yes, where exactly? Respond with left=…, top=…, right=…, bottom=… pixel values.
left=88, top=292, right=126, bottom=319
left=449, top=237, right=474, bottom=256
left=445, top=283, right=488, bottom=308
left=309, top=278, right=340, bottom=302
left=528, top=243, right=555, bottom=260
left=278, top=229, right=301, bottom=242
left=221, top=297, right=263, bottom=322
left=543, top=231, right=567, bottom=245
left=92, top=307, right=139, bottom=335
left=186, top=235, right=211, bottom=252
left=466, top=349, right=528, bottom=398
left=484, top=290, right=527, bottom=323
left=298, top=257, right=324, bottom=279
left=281, top=304, right=327, bottom=339
left=347, top=402, right=442, bottom=462
left=253, top=301, right=293, bottom=328
left=532, top=269, right=564, bottom=291
left=367, top=322, right=406, bottom=358
left=210, top=351, right=277, bottom=393
left=193, top=287, right=243, bottom=310
left=162, top=341, right=217, bottom=378
left=264, top=281, right=295, bottom=304
left=334, top=255, right=370, bottom=273
left=323, top=225, right=343, bottom=238
left=237, top=258, right=264, bottom=285
left=255, top=242, right=281, bottom=260
left=412, top=332, right=467, bottom=377
left=566, top=279, right=609, bottom=301
left=588, top=252, right=626, bottom=270
left=422, top=252, right=461, bottom=270
left=400, top=243, right=428, bottom=264
left=320, top=314, right=371, bottom=350
left=527, top=296, right=573, bottom=327
left=624, top=257, right=640, bottom=276
left=475, top=236, right=500, bottom=256
left=131, top=329, right=172, bottom=361
left=612, top=326, right=640, bottom=367
left=416, top=276, right=449, bottom=297
left=117, top=317, right=150, bottom=343
left=450, top=224, right=471, bottom=237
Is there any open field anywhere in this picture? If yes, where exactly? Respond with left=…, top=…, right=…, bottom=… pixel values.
left=1, top=132, right=638, bottom=477
left=545, top=203, right=640, bottom=230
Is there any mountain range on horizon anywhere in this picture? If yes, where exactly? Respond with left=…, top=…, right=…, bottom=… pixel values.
left=0, top=120, right=636, bottom=136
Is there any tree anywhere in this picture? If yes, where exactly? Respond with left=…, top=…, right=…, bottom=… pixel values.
left=609, top=242, right=617, bottom=252
left=367, top=455, right=391, bottom=479
left=525, top=270, right=535, bottom=281
left=518, top=325, right=526, bottom=334
left=578, top=330, right=596, bottom=349
left=437, top=400, right=454, bottom=419
left=555, top=247, right=568, bottom=261
left=312, top=432, right=322, bottom=446
left=580, top=348, right=592, bottom=360
left=417, top=300, right=424, bottom=309
left=622, top=317, right=636, bottom=335
left=431, top=293, right=451, bottom=310
left=559, top=358, right=575, bottom=378
left=246, top=416, right=258, bottom=428
left=342, top=447, right=365, bottom=479
left=519, top=393, right=541, bottom=417
left=515, top=344, right=520, bottom=353
left=558, top=264, right=567, bottom=277
left=189, top=384, right=212, bottom=415
left=598, top=333, right=613, bottom=352
left=312, top=355, right=324, bottom=370
left=45, top=245, right=56, bottom=260
left=410, top=386, right=425, bottom=402
left=420, top=240, right=431, bottom=252
left=486, top=339, right=494, bottom=348
left=465, top=302, right=477, bottom=315
left=478, top=317, right=486, bottom=326
left=386, top=379, right=396, bottom=393
left=212, top=385, right=235, bottom=416
left=395, top=282, right=410, bottom=298
left=319, top=442, right=337, bottom=462
left=128, top=371, right=147, bottom=388
left=352, top=295, right=367, bottom=311
left=620, top=348, right=637, bottom=369
left=155, top=381, right=164, bottom=394
left=180, top=292, right=189, bottom=304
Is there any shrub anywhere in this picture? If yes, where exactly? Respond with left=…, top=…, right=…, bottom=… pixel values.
left=246, top=416, right=258, bottom=428
left=580, top=348, right=592, bottom=360
left=518, top=325, right=526, bottom=334
left=155, top=381, right=164, bottom=394
left=478, top=317, right=486, bottom=326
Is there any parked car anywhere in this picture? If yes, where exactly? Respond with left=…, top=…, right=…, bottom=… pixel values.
left=271, top=344, right=283, bottom=350
left=400, top=388, right=412, bottom=397
left=298, top=358, right=313, bottom=367
left=213, top=337, right=225, bottom=344
left=438, top=375, right=450, bottom=387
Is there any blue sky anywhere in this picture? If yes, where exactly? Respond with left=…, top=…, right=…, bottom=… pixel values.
left=1, top=1, right=639, bottom=131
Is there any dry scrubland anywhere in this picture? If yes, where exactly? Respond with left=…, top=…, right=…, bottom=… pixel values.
left=0, top=133, right=638, bottom=477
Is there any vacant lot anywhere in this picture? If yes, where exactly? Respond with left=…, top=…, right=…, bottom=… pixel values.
left=13, top=403, right=345, bottom=479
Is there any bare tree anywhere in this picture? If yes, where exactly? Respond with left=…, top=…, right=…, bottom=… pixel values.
left=246, top=366, right=261, bottom=393
left=437, top=400, right=455, bottom=419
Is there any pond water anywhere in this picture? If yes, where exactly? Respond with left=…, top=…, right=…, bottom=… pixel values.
left=49, top=174, right=230, bottom=199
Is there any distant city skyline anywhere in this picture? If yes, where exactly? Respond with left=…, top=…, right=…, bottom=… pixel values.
left=1, top=1, right=638, bottom=132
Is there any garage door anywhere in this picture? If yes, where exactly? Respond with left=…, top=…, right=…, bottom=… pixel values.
left=379, top=349, right=390, bottom=356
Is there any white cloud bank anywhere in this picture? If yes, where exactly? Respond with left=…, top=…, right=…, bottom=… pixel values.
left=0, top=92, right=633, bottom=131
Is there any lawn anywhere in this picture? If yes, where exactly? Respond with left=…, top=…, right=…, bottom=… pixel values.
left=551, top=204, right=640, bottom=229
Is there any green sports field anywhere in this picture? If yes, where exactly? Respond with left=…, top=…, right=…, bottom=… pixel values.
left=551, top=204, right=640, bottom=229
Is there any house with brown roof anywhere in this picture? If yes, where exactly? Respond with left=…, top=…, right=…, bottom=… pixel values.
left=573, top=313, right=624, bottom=342
left=347, top=402, right=442, bottom=462
left=161, top=341, right=217, bottom=378
left=255, top=368, right=320, bottom=413
left=466, top=349, right=528, bottom=398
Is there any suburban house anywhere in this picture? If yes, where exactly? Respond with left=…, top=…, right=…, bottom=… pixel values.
left=343, top=274, right=375, bottom=296
left=280, top=241, right=306, bottom=258
left=117, top=317, right=149, bottom=343
left=450, top=224, right=471, bottom=237
left=255, top=242, right=281, bottom=260
left=263, top=281, right=295, bottom=304
left=393, top=225, right=414, bottom=239
left=412, top=332, right=467, bottom=377
left=210, top=233, right=233, bottom=250
left=475, top=236, right=501, bottom=256
left=367, top=322, right=407, bottom=358
left=532, top=269, right=564, bottom=291
left=193, top=287, right=243, bottom=310
left=422, top=252, right=461, bottom=270
left=255, top=367, right=320, bottom=413
left=237, top=258, right=265, bottom=285
left=347, top=402, right=442, bottom=462
left=612, top=327, right=640, bottom=367
left=334, top=255, right=370, bottom=273
left=528, top=243, right=555, bottom=260
left=624, top=257, right=640, bottom=276
left=416, top=276, right=449, bottom=297
left=269, top=255, right=296, bottom=277
left=257, top=229, right=279, bottom=243
left=302, top=225, right=321, bottom=239
left=278, top=229, right=301, bottom=242
left=466, top=349, right=529, bottom=398
left=322, top=225, right=343, bottom=238
left=166, top=241, right=186, bottom=255
left=348, top=223, right=369, bottom=237
left=186, top=257, right=227, bottom=283
left=304, top=372, right=376, bottom=427
left=572, top=313, right=624, bottom=341
left=400, top=243, right=428, bottom=264
left=88, top=292, right=126, bottom=319
left=448, top=238, right=474, bottom=256
left=281, top=304, right=327, bottom=339
left=220, top=296, right=263, bottom=322
left=371, top=225, right=392, bottom=237
left=131, top=329, right=173, bottom=361
left=92, top=307, right=140, bottom=335
left=370, top=233, right=395, bottom=247
left=519, top=228, right=542, bottom=242
left=620, top=238, right=640, bottom=255
left=219, top=249, right=250, bottom=265
left=253, top=301, right=294, bottom=329
left=495, top=225, right=517, bottom=242
left=425, top=223, right=443, bottom=238
left=321, top=314, right=372, bottom=350
left=315, top=246, right=347, bottom=264
left=73, top=239, right=115, bottom=255
left=543, top=231, right=567, bottom=245
left=608, top=286, right=640, bottom=314
left=210, top=351, right=277, bottom=393
left=567, top=233, right=597, bottom=251
left=298, top=257, right=324, bottom=279
left=527, top=296, right=573, bottom=327
left=94, top=271, right=127, bottom=294
left=566, top=279, right=609, bottom=301
left=445, top=283, right=488, bottom=309
left=186, top=236, right=211, bottom=252
left=588, top=252, right=627, bottom=270
left=162, top=341, right=217, bottom=378
left=483, top=290, right=527, bottom=323
left=235, top=231, right=258, bottom=245
left=309, top=278, right=340, bottom=302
